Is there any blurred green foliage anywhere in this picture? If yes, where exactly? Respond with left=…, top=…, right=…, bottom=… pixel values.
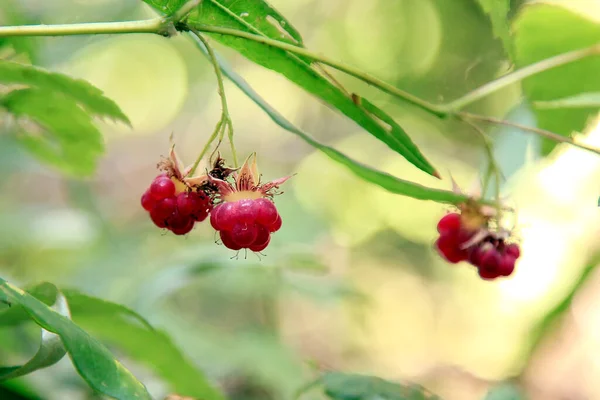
left=1, top=1, right=600, bottom=400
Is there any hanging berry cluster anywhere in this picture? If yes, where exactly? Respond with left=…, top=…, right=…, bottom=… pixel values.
left=434, top=199, right=521, bottom=281
left=140, top=148, right=290, bottom=254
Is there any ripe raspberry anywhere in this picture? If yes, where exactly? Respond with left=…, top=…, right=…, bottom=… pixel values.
left=141, top=190, right=156, bottom=211
left=236, top=199, right=258, bottom=224
left=437, top=213, right=461, bottom=235
left=477, top=248, right=502, bottom=280
left=220, top=230, right=242, bottom=251
left=497, top=254, right=516, bottom=276
left=177, top=192, right=211, bottom=222
left=269, top=214, right=282, bottom=233
left=207, top=154, right=291, bottom=253
left=252, top=224, right=271, bottom=248
left=150, top=176, right=176, bottom=200
left=250, top=236, right=270, bottom=252
left=230, top=223, right=258, bottom=247
left=255, top=198, right=278, bottom=226
left=435, top=234, right=468, bottom=264
left=150, top=198, right=177, bottom=226
left=505, top=243, right=520, bottom=259
left=167, top=210, right=194, bottom=235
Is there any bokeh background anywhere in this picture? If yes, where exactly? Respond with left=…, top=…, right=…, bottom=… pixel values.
left=2, top=0, right=600, bottom=399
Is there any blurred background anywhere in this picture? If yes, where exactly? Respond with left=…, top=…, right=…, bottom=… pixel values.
left=2, top=0, right=600, bottom=399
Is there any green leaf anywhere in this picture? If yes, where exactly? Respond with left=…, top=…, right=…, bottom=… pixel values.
left=513, top=4, right=600, bottom=154
left=476, top=0, right=512, bottom=54
left=483, top=383, right=526, bottom=400
left=189, top=33, right=470, bottom=205
left=0, top=60, right=129, bottom=124
left=62, top=289, right=225, bottom=400
left=0, top=279, right=151, bottom=400
left=318, top=372, right=442, bottom=400
left=143, top=0, right=438, bottom=177
left=2, top=88, right=104, bottom=176
left=534, top=92, right=600, bottom=109
left=0, top=284, right=68, bottom=381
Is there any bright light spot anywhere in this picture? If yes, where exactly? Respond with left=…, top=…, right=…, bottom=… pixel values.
left=498, top=221, right=565, bottom=302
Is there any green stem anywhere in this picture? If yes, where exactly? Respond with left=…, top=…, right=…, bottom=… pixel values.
left=187, top=24, right=446, bottom=117
left=188, top=119, right=223, bottom=177
left=0, top=19, right=162, bottom=36
left=459, top=111, right=600, bottom=156
left=2, top=18, right=600, bottom=154
left=447, top=43, right=600, bottom=111
left=190, top=29, right=238, bottom=168
left=461, top=118, right=503, bottom=219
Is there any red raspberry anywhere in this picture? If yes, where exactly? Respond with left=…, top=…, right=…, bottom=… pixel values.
left=252, top=225, right=271, bottom=248
left=141, top=189, right=156, bottom=211
left=477, top=249, right=502, bottom=280
left=230, top=222, right=258, bottom=247
left=505, top=243, right=521, bottom=259
left=498, top=255, right=516, bottom=276
left=167, top=210, right=194, bottom=235
left=150, top=176, right=176, bottom=200
left=437, top=213, right=461, bottom=235
left=269, top=214, right=282, bottom=233
left=211, top=202, right=237, bottom=231
left=150, top=198, right=177, bottom=226
left=255, top=198, right=278, bottom=226
left=435, top=233, right=468, bottom=264
left=220, top=230, right=242, bottom=251
left=177, top=192, right=211, bottom=222
left=250, top=235, right=270, bottom=252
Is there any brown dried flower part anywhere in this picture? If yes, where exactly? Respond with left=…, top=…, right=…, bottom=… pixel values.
left=156, top=144, right=209, bottom=192
left=207, top=153, right=292, bottom=202
left=449, top=175, right=514, bottom=250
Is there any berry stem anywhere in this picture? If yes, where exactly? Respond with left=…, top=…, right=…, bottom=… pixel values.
left=2, top=18, right=600, bottom=155
left=461, top=117, right=503, bottom=220
left=189, top=119, right=223, bottom=177
left=190, top=29, right=239, bottom=170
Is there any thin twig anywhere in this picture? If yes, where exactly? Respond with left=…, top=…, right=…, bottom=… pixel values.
left=447, top=43, right=600, bottom=112
left=458, top=111, right=600, bottom=156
